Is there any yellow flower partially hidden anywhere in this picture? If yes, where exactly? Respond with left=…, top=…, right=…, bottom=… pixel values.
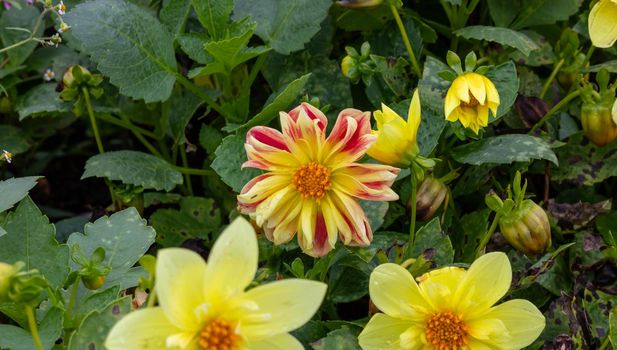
left=105, top=217, right=327, bottom=350
left=589, top=0, right=617, bottom=48
left=444, top=72, right=500, bottom=134
left=367, top=90, right=421, bottom=168
left=358, top=252, right=545, bottom=350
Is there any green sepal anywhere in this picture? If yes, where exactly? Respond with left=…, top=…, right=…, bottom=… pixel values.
left=446, top=51, right=463, bottom=75
left=464, top=51, right=477, bottom=72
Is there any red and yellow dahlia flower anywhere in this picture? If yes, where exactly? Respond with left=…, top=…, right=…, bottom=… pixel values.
left=237, top=103, right=400, bottom=257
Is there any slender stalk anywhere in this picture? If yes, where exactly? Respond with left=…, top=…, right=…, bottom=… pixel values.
left=25, top=305, right=44, bottom=350
left=390, top=5, right=422, bottom=77
left=475, top=213, right=501, bottom=259
left=531, top=90, right=582, bottom=132
left=240, top=53, right=269, bottom=96
left=598, top=335, right=610, bottom=350
left=180, top=145, right=193, bottom=196
left=172, top=166, right=215, bottom=176
left=582, top=46, right=596, bottom=68
left=0, top=9, right=49, bottom=55
left=540, top=58, right=565, bottom=99
left=97, top=114, right=157, bottom=138
left=175, top=74, right=231, bottom=121
left=146, top=288, right=157, bottom=308
left=0, top=38, right=34, bottom=54
left=65, top=277, right=80, bottom=323
left=82, top=88, right=104, bottom=153
left=406, top=171, right=418, bottom=258
left=117, top=115, right=163, bottom=158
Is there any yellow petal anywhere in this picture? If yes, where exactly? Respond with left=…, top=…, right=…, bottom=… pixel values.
left=477, top=105, right=490, bottom=127
left=358, top=313, right=418, bottom=350
left=417, top=266, right=466, bottom=312
left=407, top=89, right=422, bottom=141
left=205, top=217, right=258, bottom=302
left=239, top=279, right=327, bottom=339
left=105, top=308, right=183, bottom=350
left=466, top=73, right=487, bottom=105
left=451, top=75, right=470, bottom=103
left=156, top=248, right=207, bottom=330
left=468, top=299, right=545, bottom=349
left=589, top=0, right=617, bottom=48
left=369, top=263, right=430, bottom=319
left=454, top=252, right=512, bottom=317
left=484, top=76, right=500, bottom=105
left=247, top=333, right=304, bottom=350
left=445, top=88, right=461, bottom=119
left=612, top=99, right=617, bottom=125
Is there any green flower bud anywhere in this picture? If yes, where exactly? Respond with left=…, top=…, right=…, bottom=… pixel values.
left=581, top=100, right=617, bottom=147
left=0, top=262, right=15, bottom=302
left=63, top=65, right=91, bottom=89
left=82, top=275, right=106, bottom=290
left=0, top=262, right=47, bottom=305
left=499, top=200, right=552, bottom=255
left=412, top=176, right=448, bottom=221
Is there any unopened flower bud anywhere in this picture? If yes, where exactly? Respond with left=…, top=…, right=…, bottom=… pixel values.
left=581, top=100, right=617, bottom=147
left=341, top=55, right=355, bottom=79
left=499, top=200, right=552, bottom=255
left=412, top=176, right=448, bottom=220
left=63, top=65, right=91, bottom=88
left=82, top=275, right=106, bottom=290
left=0, top=262, right=47, bottom=305
left=0, top=262, right=14, bottom=302
left=514, top=95, right=549, bottom=128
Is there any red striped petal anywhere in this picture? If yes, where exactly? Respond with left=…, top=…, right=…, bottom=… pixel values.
left=288, top=102, right=328, bottom=130
left=325, top=109, right=376, bottom=165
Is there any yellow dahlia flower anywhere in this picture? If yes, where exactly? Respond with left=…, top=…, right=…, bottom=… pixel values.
left=105, top=217, right=327, bottom=350
left=238, top=103, right=400, bottom=257
left=358, top=252, right=545, bottom=350
left=444, top=72, right=500, bottom=134
left=589, top=0, right=617, bottom=48
left=367, top=90, right=421, bottom=167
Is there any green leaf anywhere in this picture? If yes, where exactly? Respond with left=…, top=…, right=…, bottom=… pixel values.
left=610, top=309, right=617, bottom=348
left=313, top=327, right=361, bottom=350
left=68, top=297, right=131, bottom=350
left=454, top=26, right=540, bottom=56
left=597, top=212, right=617, bottom=247
left=0, top=307, right=63, bottom=350
left=0, top=124, right=30, bottom=155
left=241, top=73, right=311, bottom=130
left=410, top=218, right=454, bottom=267
left=552, top=134, right=617, bottom=186
left=65, top=0, right=177, bottom=103
left=456, top=209, right=491, bottom=262
left=199, top=124, right=223, bottom=155
left=192, top=0, right=233, bottom=40
left=485, top=61, right=519, bottom=119
left=0, top=4, right=43, bottom=67
left=73, top=286, right=121, bottom=320
left=511, top=0, right=580, bottom=30
left=487, top=0, right=519, bottom=27
left=160, top=0, right=192, bottom=37
left=204, top=28, right=271, bottom=72
left=450, top=134, right=558, bottom=166
left=584, top=60, right=617, bottom=73
left=233, top=0, right=331, bottom=54
left=417, top=57, right=449, bottom=156
left=165, top=90, right=203, bottom=145
left=151, top=196, right=222, bottom=247
left=508, top=31, right=555, bottom=67
left=178, top=33, right=213, bottom=64
left=0, top=197, right=69, bottom=288
left=211, top=134, right=261, bottom=193
left=0, top=176, right=40, bottom=213
left=16, top=84, right=71, bottom=120
left=360, top=201, right=389, bottom=233
left=67, top=207, right=156, bottom=289
left=82, top=150, right=183, bottom=191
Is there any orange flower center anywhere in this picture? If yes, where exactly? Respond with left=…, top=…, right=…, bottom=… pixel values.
left=461, top=93, right=481, bottom=108
left=198, top=319, right=241, bottom=350
left=293, top=162, right=331, bottom=199
left=425, top=312, right=468, bottom=350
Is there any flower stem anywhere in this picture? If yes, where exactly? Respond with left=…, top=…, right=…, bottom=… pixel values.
left=172, top=166, right=215, bottom=176
left=406, top=171, right=418, bottom=259
left=82, top=88, right=104, bottom=154
left=65, top=277, right=80, bottom=323
left=540, top=58, right=565, bottom=99
left=175, top=74, right=231, bottom=121
left=599, top=335, right=610, bottom=350
left=531, top=90, right=582, bottom=132
left=25, top=305, right=44, bottom=350
left=475, top=212, right=500, bottom=259
left=180, top=145, right=193, bottom=196
left=146, top=287, right=157, bottom=308
left=390, top=5, right=422, bottom=77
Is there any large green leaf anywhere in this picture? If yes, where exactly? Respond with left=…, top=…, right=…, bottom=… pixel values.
left=160, top=0, right=192, bottom=37
left=450, top=134, right=558, bottom=166
left=410, top=218, right=454, bottom=267
left=0, top=197, right=69, bottom=287
left=165, top=90, right=203, bottom=145
left=192, top=0, right=233, bottom=40
left=211, top=134, right=261, bottom=193
left=584, top=60, right=617, bottom=73
left=0, top=176, right=40, bottom=213
left=0, top=4, right=43, bottom=67
left=313, top=327, right=361, bottom=350
left=485, top=61, right=519, bottom=120
left=68, top=297, right=131, bottom=350
left=82, top=151, right=183, bottom=191
left=0, top=125, right=30, bottom=155
left=67, top=207, right=155, bottom=289
left=233, top=0, right=331, bottom=54
left=552, top=135, right=617, bottom=186
left=151, top=196, right=222, bottom=247
left=454, top=26, right=539, bottom=56
left=0, top=307, right=63, bottom=350
left=417, top=57, right=449, bottom=156
left=203, top=28, right=271, bottom=73
left=65, top=0, right=177, bottom=102
left=16, top=84, right=71, bottom=120
left=241, top=73, right=311, bottom=129
left=511, top=0, right=580, bottom=29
